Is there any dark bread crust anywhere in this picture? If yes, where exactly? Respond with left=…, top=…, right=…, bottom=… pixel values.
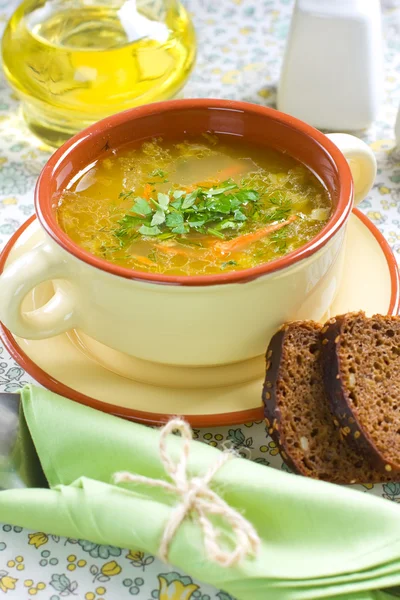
left=321, top=312, right=400, bottom=473
left=263, top=319, right=398, bottom=483
left=262, top=326, right=300, bottom=475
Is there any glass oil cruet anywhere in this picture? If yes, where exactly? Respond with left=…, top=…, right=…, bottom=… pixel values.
left=2, top=0, right=196, bottom=147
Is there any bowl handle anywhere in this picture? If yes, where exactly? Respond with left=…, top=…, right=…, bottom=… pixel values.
left=0, top=242, right=78, bottom=339
left=326, top=133, right=377, bottom=206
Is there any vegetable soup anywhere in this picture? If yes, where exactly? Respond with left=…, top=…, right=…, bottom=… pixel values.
left=56, top=134, right=332, bottom=275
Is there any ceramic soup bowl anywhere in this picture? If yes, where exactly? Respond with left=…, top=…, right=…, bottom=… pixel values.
left=0, top=99, right=376, bottom=366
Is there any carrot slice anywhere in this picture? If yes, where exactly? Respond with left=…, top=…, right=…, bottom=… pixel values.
left=215, top=162, right=246, bottom=181
left=132, top=254, right=157, bottom=267
left=154, top=243, right=201, bottom=258
left=143, top=183, right=153, bottom=200
left=215, top=215, right=297, bottom=253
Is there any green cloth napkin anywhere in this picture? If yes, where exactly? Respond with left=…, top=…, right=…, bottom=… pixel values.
left=1, top=385, right=400, bottom=600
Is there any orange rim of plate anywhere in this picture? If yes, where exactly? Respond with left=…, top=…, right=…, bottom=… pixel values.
left=1, top=210, right=399, bottom=427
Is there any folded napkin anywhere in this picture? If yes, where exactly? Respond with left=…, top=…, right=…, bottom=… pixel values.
left=1, top=385, right=400, bottom=600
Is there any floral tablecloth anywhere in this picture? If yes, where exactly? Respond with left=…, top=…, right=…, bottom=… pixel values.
left=1, top=0, right=400, bottom=598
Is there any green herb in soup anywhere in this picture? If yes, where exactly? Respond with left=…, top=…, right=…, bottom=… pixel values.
left=56, top=135, right=332, bottom=275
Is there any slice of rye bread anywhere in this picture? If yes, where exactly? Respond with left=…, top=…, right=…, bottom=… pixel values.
left=262, top=320, right=396, bottom=484
left=321, top=312, right=400, bottom=473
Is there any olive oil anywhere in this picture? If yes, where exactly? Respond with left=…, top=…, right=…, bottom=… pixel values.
left=2, top=0, right=196, bottom=147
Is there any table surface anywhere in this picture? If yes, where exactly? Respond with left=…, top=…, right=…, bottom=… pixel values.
left=1, top=0, right=400, bottom=598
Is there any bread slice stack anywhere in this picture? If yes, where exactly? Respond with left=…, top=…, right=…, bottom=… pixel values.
left=262, top=312, right=400, bottom=484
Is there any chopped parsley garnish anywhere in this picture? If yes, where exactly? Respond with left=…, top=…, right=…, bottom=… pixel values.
left=264, top=193, right=292, bottom=223
left=149, top=169, right=166, bottom=178
left=271, top=225, right=289, bottom=252
left=221, top=260, right=238, bottom=269
left=113, top=179, right=292, bottom=247
left=147, top=168, right=168, bottom=183
left=115, top=179, right=258, bottom=245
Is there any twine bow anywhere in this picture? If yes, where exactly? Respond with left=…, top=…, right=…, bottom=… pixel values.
left=113, top=419, right=260, bottom=567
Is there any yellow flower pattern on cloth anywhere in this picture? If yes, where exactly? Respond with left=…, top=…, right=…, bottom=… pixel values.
left=0, top=574, right=17, bottom=594
left=126, top=550, right=155, bottom=569
left=23, top=579, right=46, bottom=596
left=28, top=533, right=48, bottom=549
left=101, top=561, right=121, bottom=577
left=158, top=573, right=199, bottom=600
left=2, top=0, right=400, bottom=598
left=66, top=554, right=87, bottom=571
left=0, top=528, right=223, bottom=598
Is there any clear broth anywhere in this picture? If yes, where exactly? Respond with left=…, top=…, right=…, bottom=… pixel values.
left=56, top=135, right=332, bottom=276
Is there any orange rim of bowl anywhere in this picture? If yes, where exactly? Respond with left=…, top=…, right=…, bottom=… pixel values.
left=0, top=209, right=399, bottom=426
left=36, top=98, right=354, bottom=286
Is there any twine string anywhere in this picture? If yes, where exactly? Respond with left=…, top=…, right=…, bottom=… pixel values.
left=113, top=418, right=260, bottom=567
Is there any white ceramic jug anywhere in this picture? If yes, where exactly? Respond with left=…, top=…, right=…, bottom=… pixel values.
left=278, top=0, right=384, bottom=131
